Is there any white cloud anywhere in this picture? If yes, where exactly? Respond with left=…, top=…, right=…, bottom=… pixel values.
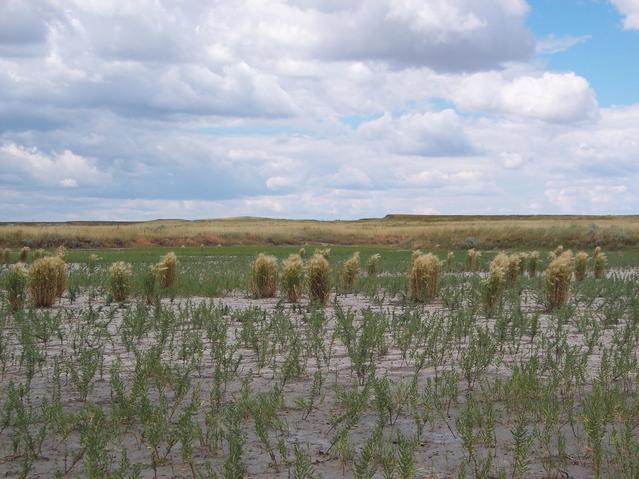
left=610, top=0, right=639, bottom=29
left=536, top=34, right=590, bottom=54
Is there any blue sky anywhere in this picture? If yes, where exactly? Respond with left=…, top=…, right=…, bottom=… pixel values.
left=0, top=0, right=638, bottom=220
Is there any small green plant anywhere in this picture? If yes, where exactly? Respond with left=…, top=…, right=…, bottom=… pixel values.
left=466, top=249, right=481, bottom=271
left=593, top=247, right=607, bottom=279
left=366, top=253, right=381, bottom=277
left=250, top=253, right=278, bottom=298
left=19, top=246, right=30, bottom=263
left=307, top=253, right=331, bottom=304
left=281, top=254, right=305, bottom=302
left=157, top=252, right=178, bottom=289
left=410, top=252, right=441, bottom=303
left=29, top=256, right=65, bottom=307
left=109, top=261, right=133, bottom=303
left=341, top=252, right=360, bottom=290
left=5, top=263, right=29, bottom=311
left=544, top=251, right=574, bottom=309
left=575, top=251, right=589, bottom=281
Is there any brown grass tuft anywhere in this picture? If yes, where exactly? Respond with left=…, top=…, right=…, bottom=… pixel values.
left=307, top=253, right=331, bottom=305
left=109, top=262, right=133, bottom=303
left=250, top=253, right=278, bottom=298
left=410, top=252, right=441, bottom=303
left=574, top=252, right=589, bottom=281
left=281, top=254, right=305, bottom=302
left=157, top=252, right=178, bottom=289
left=544, top=251, right=574, bottom=309
left=341, top=252, right=360, bottom=290
left=29, top=256, right=65, bottom=307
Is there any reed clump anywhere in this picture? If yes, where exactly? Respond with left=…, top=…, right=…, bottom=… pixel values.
left=29, top=256, right=65, bottom=307
left=593, top=247, right=607, bottom=279
left=250, top=253, right=278, bottom=298
left=548, top=245, right=564, bottom=261
left=19, top=246, right=30, bottom=263
left=109, top=262, right=133, bottom=303
left=367, top=254, right=381, bottom=277
left=544, top=251, right=574, bottom=309
left=506, top=254, right=522, bottom=284
left=410, top=252, right=441, bottom=303
left=574, top=252, right=589, bottom=281
left=466, top=249, right=481, bottom=271
left=281, top=254, right=305, bottom=302
left=157, top=252, right=178, bottom=289
left=5, top=263, right=29, bottom=312
left=33, top=249, right=46, bottom=261
left=341, top=252, right=360, bottom=290
left=55, top=245, right=66, bottom=259
left=314, top=248, right=331, bottom=259
left=142, top=265, right=158, bottom=305
left=307, top=253, right=331, bottom=305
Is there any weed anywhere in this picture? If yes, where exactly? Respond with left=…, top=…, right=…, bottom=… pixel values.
left=594, top=247, right=607, bottom=279
left=157, top=251, right=178, bottom=289
left=366, top=253, right=381, bottom=277
left=2, top=248, right=9, bottom=264
left=29, top=256, right=65, bottom=307
left=527, top=251, right=540, bottom=276
left=5, top=263, right=29, bottom=311
left=341, top=252, right=360, bottom=290
left=410, top=252, right=441, bottom=303
left=544, top=251, right=574, bottom=309
left=19, top=246, right=30, bottom=263
left=466, top=249, right=481, bottom=271
left=575, top=251, right=589, bottom=281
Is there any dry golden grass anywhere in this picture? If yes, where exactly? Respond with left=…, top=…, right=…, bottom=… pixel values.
left=410, top=253, right=441, bottom=303
left=341, top=252, right=360, bottom=290
left=281, top=254, right=305, bottom=302
left=157, top=252, right=178, bottom=289
left=0, top=215, right=637, bottom=248
left=109, top=262, right=132, bottom=303
left=466, top=248, right=481, bottom=271
left=593, top=247, right=608, bottom=279
left=366, top=253, right=381, bottom=276
left=307, top=253, right=331, bottom=305
left=484, top=256, right=507, bottom=316
left=575, top=252, right=589, bottom=281
left=29, top=256, right=65, bottom=307
left=250, top=253, right=278, bottom=298
left=544, top=251, right=574, bottom=309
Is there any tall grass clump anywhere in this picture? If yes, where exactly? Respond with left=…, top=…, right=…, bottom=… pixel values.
left=527, top=251, right=539, bottom=276
left=341, top=252, right=360, bottom=290
left=109, top=262, right=132, bottom=303
left=410, top=253, right=441, bottom=303
left=19, top=246, right=30, bottom=263
left=314, top=248, right=331, bottom=259
left=366, top=254, right=381, bottom=277
left=483, top=258, right=507, bottom=316
left=575, top=252, right=589, bottom=281
left=593, top=247, right=607, bottom=279
left=409, top=250, right=422, bottom=272
left=29, top=256, right=65, bottom=307
left=88, top=254, right=99, bottom=273
left=544, top=251, right=574, bottom=310
left=2, top=248, right=10, bottom=264
left=33, top=248, right=46, bottom=260
left=281, top=254, right=304, bottom=302
left=466, top=249, right=481, bottom=271
left=307, top=253, right=331, bottom=305
left=298, top=247, right=306, bottom=259
left=446, top=251, right=454, bottom=271
left=55, top=245, right=66, bottom=259
left=142, top=265, right=158, bottom=305
left=157, top=252, right=178, bottom=289
left=548, top=245, right=564, bottom=261
left=250, top=253, right=278, bottom=298
left=5, top=263, right=28, bottom=312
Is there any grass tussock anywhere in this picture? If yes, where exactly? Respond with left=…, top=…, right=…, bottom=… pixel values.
left=19, top=246, right=30, bottom=263
left=2, top=248, right=9, bottom=264
left=298, top=247, right=306, bottom=259
left=33, top=248, right=46, bottom=260
left=314, top=248, right=331, bottom=259
left=307, top=253, right=331, bottom=305
left=109, top=261, right=133, bottom=303
left=575, top=252, right=589, bottom=281
left=410, top=252, right=441, bottom=303
left=250, top=253, right=278, bottom=298
left=142, top=265, right=158, bottom=305
left=157, top=252, right=178, bottom=289
left=281, top=254, right=305, bottom=302
left=446, top=251, right=454, bottom=271
left=544, top=251, right=574, bottom=310
left=5, top=263, right=29, bottom=312
left=367, top=254, right=381, bottom=277
left=466, top=248, right=481, bottom=271
left=593, top=247, right=607, bottom=279
left=88, top=254, right=99, bottom=273
left=341, top=252, right=360, bottom=290
left=29, top=256, right=65, bottom=307
left=506, top=254, right=522, bottom=283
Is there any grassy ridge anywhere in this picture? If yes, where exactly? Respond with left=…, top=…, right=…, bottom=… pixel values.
left=1, top=215, right=638, bottom=249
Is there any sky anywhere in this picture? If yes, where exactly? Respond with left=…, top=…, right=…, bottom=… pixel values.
left=0, top=0, right=638, bottom=221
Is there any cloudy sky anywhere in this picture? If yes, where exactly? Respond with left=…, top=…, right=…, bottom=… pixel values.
left=1, top=0, right=638, bottom=220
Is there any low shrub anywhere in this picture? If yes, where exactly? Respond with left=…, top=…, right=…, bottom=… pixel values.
left=250, top=253, right=278, bottom=298
left=341, top=252, right=360, bottom=290
left=109, top=261, right=133, bottom=303
left=410, top=253, right=441, bottom=303
left=281, top=254, right=305, bottom=302
left=307, top=253, right=331, bottom=305
left=544, top=251, right=574, bottom=309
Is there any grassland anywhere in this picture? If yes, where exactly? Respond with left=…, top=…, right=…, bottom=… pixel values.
left=1, top=214, right=638, bottom=250
left=1, top=244, right=639, bottom=477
